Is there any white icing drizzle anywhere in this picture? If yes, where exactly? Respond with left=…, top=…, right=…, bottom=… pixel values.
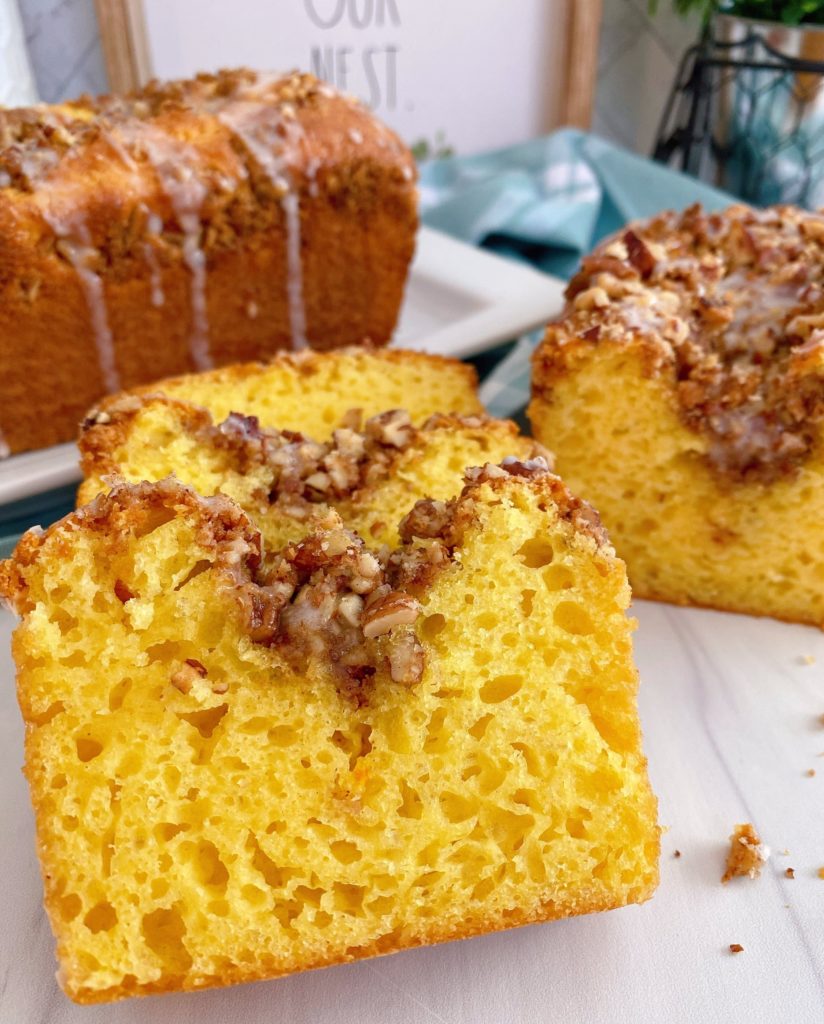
left=21, top=72, right=318, bottom=388
left=103, top=140, right=165, bottom=310
left=720, top=269, right=803, bottom=357
left=65, top=239, right=120, bottom=392
left=179, top=211, right=209, bottom=366
left=216, top=99, right=308, bottom=350
left=281, top=187, right=307, bottom=349
left=42, top=211, right=120, bottom=393
left=104, top=132, right=168, bottom=312
left=113, top=123, right=214, bottom=370
left=143, top=211, right=166, bottom=308
left=306, top=156, right=321, bottom=198
left=104, top=130, right=139, bottom=175
left=17, top=117, right=121, bottom=394
left=19, top=113, right=63, bottom=182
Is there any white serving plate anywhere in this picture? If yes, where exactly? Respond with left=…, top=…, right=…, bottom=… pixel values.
left=2, top=601, right=824, bottom=1023
left=394, top=226, right=565, bottom=358
left=0, top=226, right=565, bottom=509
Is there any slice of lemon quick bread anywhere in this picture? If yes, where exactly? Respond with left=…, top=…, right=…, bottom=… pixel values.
left=0, top=462, right=659, bottom=1003
left=91, top=346, right=483, bottom=445
left=79, top=395, right=545, bottom=550
left=529, top=205, right=824, bottom=625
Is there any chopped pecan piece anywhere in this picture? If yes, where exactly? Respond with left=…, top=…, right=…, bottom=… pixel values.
left=398, top=498, right=452, bottom=542
left=624, top=229, right=656, bottom=277
left=387, top=632, right=425, bottom=686
left=362, top=590, right=420, bottom=638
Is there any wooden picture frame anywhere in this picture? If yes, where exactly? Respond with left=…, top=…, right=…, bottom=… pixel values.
left=94, top=0, right=602, bottom=129
left=560, top=0, right=603, bottom=129
left=94, top=0, right=152, bottom=94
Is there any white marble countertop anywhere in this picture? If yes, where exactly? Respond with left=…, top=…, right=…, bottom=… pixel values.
left=2, top=599, right=823, bottom=1024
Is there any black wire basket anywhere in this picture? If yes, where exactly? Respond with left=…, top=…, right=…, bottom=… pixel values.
left=652, top=17, right=824, bottom=207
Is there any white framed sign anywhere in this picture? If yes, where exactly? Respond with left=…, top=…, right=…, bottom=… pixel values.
left=134, top=0, right=568, bottom=155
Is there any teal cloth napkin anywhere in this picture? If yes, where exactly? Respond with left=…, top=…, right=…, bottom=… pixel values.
left=420, top=127, right=734, bottom=422
left=0, top=130, right=734, bottom=557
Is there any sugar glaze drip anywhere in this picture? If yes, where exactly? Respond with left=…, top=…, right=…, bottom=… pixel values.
left=25, top=72, right=319, bottom=387
left=143, top=211, right=166, bottom=308
left=216, top=100, right=308, bottom=350
left=113, top=122, right=216, bottom=370
left=104, top=135, right=166, bottom=311
left=22, top=127, right=121, bottom=395
left=42, top=211, right=120, bottom=393
left=280, top=187, right=307, bottom=350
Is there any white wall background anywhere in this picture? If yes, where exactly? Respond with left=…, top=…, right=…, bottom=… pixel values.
left=17, top=0, right=107, bottom=103
left=141, top=0, right=566, bottom=155
left=0, top=0, right=37, bottom=105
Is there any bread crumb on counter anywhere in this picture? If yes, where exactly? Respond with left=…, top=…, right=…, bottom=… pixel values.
left=722, top=823, right=770, bottom=883
left=729, top=944, right=745, bottom=955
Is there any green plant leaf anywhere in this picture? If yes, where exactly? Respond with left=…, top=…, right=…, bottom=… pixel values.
left=650, top=0, right=824, bottom=25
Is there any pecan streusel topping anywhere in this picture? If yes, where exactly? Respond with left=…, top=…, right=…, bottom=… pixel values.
left=399, top=458, right=609, bottom=552
left=556, top=203, right=824, bottom=483
left=213, top=408, right=448, bottom=512
left=243, top=509, right=426, bottom=693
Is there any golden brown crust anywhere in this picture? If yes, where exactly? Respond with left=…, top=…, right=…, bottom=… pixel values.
left=79, top=393, right=209, bottom=484
left=534, top=203, right=824, bottom=484
left=0, top=477, right=261, bottom=615
left=630, top=580, right=824, bottom=629
left=0, top=70, right=418, bottom=456
left=0, top=70, right=414, bottom=261
left=400, top=458, right=611, bottom=554
left=92, top=346, right=479, bottom=410
left=67, top=886, right=649, bottom=1004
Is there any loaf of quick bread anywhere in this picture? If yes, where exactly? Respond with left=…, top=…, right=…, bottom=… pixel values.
left=0, top=465, right=659, bottom=1003
left=0, top=69, right=417, bottom=457
left=530, top=203, right=824, bottom=625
